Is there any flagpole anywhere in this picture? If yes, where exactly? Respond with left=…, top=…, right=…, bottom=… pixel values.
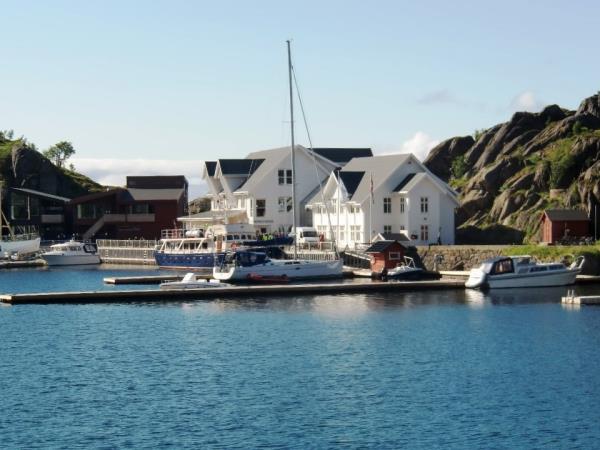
left=369, top=172, right=373, bottom=243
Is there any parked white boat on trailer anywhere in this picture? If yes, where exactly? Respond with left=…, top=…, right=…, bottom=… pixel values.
left=465, top=255, right=584, bottom=289
left=41, top=240, right=101, bottom=266
left=159, top=272, right=228, bottom=290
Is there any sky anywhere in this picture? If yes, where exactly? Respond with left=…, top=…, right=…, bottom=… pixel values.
left=1, top=0, right=599, bottom=198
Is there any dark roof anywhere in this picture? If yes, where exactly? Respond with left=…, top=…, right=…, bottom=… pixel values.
left=378, top=232, right=410, bottom=242
left=365, top=240, right=405, bottom=253
left=338, top=171, right=365, bottom=197
left=312, top=148, right=373, bottom=164
left=544, top=209, right=589, bottom=221
left=9, top=187, right=70, bottom=203
left=205, top=161, right=217, bottom=177
left=393, top=173, right=416, bottom=192
left=218, top=159, right=264, bottom=175
left=126, top=176, right=187, bottom=189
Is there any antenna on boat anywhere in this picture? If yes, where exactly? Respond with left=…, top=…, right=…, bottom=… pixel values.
left=287, top=39, right=298, bottom=260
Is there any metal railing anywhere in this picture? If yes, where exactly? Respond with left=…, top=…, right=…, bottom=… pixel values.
left=96, top=239, right=159, bottom=265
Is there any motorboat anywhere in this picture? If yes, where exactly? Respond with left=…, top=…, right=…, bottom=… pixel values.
left=159, top=273, right=228, bottom=290
left=41, top=240, right=101, bottom=266
left=385, top=256, right=424, bottom=279
left=213, top=250, right=343, bottom=282
left=465, top=255, right=585, bottom=289
left=154, top=223, right=292, bottom=270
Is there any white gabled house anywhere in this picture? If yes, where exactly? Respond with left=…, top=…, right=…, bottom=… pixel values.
left=307, top=153, right=459, bottom=247
left=200, top=146, right=373, bottom=233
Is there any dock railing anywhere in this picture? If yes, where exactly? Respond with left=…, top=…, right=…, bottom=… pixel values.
left=96, top=239, right=158, bottom=265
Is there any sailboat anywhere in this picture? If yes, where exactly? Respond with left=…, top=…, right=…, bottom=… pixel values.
left=212, top=41, right=343, bottom=282
left=0, top=181, right=41, bottom=257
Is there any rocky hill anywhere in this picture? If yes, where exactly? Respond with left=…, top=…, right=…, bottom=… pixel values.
left=424, top=93, right=600, bottom=243
left=0, top=135, right=103, bottom=198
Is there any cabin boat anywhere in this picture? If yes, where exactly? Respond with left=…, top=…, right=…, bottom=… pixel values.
left=154, top=223, right=292, bottom=270
left=41, top=240, right=101, bottom=266
left=212, top=250, right=343, bottom=282
left=159, top=273, right=228, bottom=290
left=465, top=255, right=584, bottom=289
left=385, top=256, right=424, bottom=280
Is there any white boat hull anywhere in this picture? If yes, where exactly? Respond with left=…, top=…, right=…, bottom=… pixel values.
left=159, top=280, right=227, bottom=290
left=466, top=268, right=580, bottom=289
left=41, top=253, right=101, bottom=266
left=0, top=237, right=41, bottom=255
left=213, top=259, right=343, bottom=281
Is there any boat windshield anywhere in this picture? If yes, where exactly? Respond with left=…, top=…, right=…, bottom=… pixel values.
left=491, top=258, right=514, bottom=275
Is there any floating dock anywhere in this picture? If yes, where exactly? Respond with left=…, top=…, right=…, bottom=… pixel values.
left=562, top=294, right=600, bottom=305
left=0, top=259, right=46, bottom=269
left=0, top=279, right=466, bottom=304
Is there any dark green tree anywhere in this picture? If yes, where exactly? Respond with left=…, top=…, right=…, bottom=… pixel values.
left=43, top=141, right=75, bottom=168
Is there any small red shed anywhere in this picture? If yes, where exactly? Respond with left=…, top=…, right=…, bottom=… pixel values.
left=364, top=240, right=407, bottom=273
left=541, top=209, right=590, bottom=244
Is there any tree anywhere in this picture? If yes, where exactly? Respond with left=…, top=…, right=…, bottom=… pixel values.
left=43, top=141, right=75, bottom=168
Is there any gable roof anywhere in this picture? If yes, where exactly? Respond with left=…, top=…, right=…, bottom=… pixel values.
left=393, top=173, right=417, bottom=192
left=544, top=209, right=589, bottom=221
left=218, top=159, right=264, bottom=175
left=205, top=161, right=217, bottom=177
left=312, top=148, right=373, bottom=164
left=365, top=240, right=406, bottom=253
left=338, top=171, right=365, bottom=198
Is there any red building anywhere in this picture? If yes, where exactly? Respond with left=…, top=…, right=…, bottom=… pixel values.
left=70, top=176, right=188, bottom=240
left=364, top=240, right=407, bottom=273
left=540, top=209, right=590, bottom=244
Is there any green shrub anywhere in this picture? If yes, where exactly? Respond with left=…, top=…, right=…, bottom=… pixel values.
left=451, top=155, right=468, bottom=179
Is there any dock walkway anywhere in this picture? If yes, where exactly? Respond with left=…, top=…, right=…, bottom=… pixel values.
left=0, top=279, right=465, bottom=304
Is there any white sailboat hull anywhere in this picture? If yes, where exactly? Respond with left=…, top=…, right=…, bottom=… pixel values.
left=0, top=237, right=41, bottom=256
left=213, top=258, right=343, bottom=281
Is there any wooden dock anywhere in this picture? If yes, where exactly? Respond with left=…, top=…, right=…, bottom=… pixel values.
left=562, top=294, right=600, bottom=305
left=0, top=279, right=466, bottom=304
left=103, top=274, right=210, bottom=284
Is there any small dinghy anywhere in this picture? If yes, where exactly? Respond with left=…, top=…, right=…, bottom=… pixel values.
left=159, top=273, right=227, bottom=290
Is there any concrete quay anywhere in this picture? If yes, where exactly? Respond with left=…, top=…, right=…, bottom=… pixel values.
left=0, top=279, right=466, bottom=304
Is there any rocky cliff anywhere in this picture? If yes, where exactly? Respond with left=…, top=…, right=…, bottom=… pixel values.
left=424, top=93, right=600, bottom=243
left=0, top=136, right=103, bottom=198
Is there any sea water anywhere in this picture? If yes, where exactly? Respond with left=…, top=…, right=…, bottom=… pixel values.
left=1, top=267, right=600, bottom=448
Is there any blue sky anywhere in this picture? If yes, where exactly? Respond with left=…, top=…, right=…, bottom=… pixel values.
left=1, top=0, right=599, bottom=196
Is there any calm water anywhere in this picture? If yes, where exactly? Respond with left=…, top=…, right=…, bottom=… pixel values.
left=2, top=268, right=600, bottom=448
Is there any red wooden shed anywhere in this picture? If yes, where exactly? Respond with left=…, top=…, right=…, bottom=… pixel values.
left=364, top=240, right=407, bottom=273
left=540, top=209, right=590, bottom=244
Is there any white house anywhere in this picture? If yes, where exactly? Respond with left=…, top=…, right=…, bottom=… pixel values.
left=307, top=153, right=459, bottom=246
left=200, top=146, right=373, bottom=233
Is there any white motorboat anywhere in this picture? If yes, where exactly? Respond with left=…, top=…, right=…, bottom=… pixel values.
left=159, top=272, right=228, bottom=290
left=385, top=256, right=423, bottom=279
left=213, top=250, right=343, bottom=281
left=465, top=255, right=584, bottom=289
left=41, top=240, right=101, bottom=266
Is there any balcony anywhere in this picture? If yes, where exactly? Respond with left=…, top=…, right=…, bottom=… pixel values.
left=40, top=214, right=64, bottom=224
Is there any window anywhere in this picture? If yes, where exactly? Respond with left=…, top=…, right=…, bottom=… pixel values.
left=350, top=205, right=360, bottom=214
left=256, top=199, right=266, bottom=217
left=420, top=224, right=429, bottom=241
left=383, top=197, right=391, bottom=213
left=383, top=225, right=392, bottom=234
left=129, top=203, right=153, bottom=214
left=420, top=197, right=428, bottom=213
left=400, top=225, right=405, bottom=230
left=350, top=225, right=361, bottom=242
left=278, top=197, right=292, bottom=212
left=278, top=169, right=293, bottom=185
left=400, top=197, right=405, bottom=213
left=389, top=252, right=402, bottom=260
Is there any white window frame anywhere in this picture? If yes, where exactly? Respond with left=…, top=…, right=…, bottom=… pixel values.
left=420, top=197, right=428, bottom=213
left=389, top=251, right=402, bottom=260
left=420, top=224, right=429, bottom=241
left=256, top=199, right=266, bottom=217
left=400, top=197, right=405, bottom=214
left=383, top=197, right=391, bottom=214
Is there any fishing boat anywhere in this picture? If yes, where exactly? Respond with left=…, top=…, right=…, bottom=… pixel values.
left=212, top=41, right=343, bottom=282
left=41, top=240, right=101, bottom=266
left=213, top=249, right=343, bottom=281
left=0, top=181, right=41, bottom=257
left=159, top=272, right=228, bottom=290
left=465, top=255, right=585, bottom=289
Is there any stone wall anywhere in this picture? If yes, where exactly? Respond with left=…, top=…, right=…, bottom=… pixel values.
left=416, top=245, right=509, bottom=271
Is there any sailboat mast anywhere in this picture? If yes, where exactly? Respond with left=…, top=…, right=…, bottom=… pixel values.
left=287, top=40, right=298, bottom=260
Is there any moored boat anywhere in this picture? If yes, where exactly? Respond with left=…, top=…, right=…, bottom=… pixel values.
left=41, top=240, right=101, bottom=266
left=1, top=181, right=41, bottom=257
left=465, top=255, right=584, bottom=289
left=159, top=272, right=228, bottom=290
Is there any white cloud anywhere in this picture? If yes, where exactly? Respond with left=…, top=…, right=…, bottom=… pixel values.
left=70, top=158, right=208, bottom=199
left=399, top=131, right=440, bottom=161
left=510, top=91, right=545, bottom=113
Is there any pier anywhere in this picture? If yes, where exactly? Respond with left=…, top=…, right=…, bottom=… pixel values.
left=0, top=279, right=466, bottom=304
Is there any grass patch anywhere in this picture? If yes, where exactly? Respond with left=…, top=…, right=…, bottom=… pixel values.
left=502, top=244, right=600, bottom=261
